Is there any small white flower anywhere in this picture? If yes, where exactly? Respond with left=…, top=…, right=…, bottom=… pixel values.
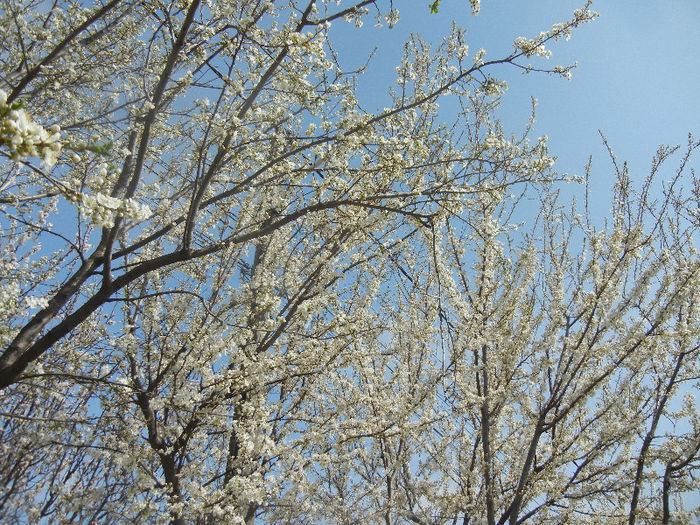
left=95, top=192, right=122, bottom=210
left=26, top=296, right=49, bottom=310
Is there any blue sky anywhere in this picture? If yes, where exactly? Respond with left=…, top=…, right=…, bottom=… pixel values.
left=330, top=0, right=700, bottom=211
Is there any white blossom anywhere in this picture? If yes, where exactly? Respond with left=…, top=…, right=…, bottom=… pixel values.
left=0, top=89, right=62, bottom=166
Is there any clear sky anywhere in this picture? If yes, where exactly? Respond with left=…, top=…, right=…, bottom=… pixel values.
left=329, top=0, right=700, bottom=214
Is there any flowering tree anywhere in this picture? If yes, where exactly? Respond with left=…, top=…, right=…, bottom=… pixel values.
left=3, top=0, right=698, bottom=524
left=273, top=138, right=700, bottom=525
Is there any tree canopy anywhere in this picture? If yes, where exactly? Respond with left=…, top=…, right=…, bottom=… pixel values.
left=1, top=1, right=698, bottom=524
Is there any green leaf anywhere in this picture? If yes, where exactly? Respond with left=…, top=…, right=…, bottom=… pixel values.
left=88, top=141, right=113, bottom=155
left=430, top=1, right=440, bottom=14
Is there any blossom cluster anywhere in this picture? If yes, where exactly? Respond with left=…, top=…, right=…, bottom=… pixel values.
left=513, top=36, right=552, bottom=59
left=0, top=89, right=62, bottom=166
left=512, top=4, right=597, bottom=64
left=76, top=190, right=153, bottom=228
